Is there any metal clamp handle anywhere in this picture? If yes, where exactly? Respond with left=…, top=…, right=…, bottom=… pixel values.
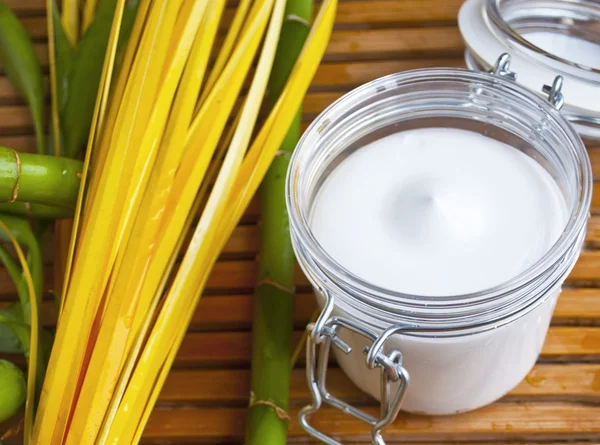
left=490, top=53, right=565, bottom=110
left=298, top=290, right=410, bottom=445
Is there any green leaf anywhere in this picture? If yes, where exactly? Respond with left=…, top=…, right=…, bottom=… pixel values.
left=0, top=305, right=23, bottom=354
left=0, top=305, right=28, bottom=356
left=0, top=245, right=28, bottom=320
left=117, top=0, right=140, bottom=59
left=51, top=0, right=75, bottom=152
left=0, top=324, right=21, bottom=353
left=62, top=0, right=118, bottom=158
left=0, top=1, right=45, bottom=155
left=0, top=216, right=43, bottom=323
left=0, top=304, right=51, bottom=397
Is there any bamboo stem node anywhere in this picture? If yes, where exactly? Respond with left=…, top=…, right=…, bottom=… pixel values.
left=8, top=148, right=21, bottom=203
left=285, top=14, right=310, bottom=26
left=255, top=277, right=295, bottom=295
left=248, top=392, right=291, bottom=421
left=274, top=150, right=292, bottom=158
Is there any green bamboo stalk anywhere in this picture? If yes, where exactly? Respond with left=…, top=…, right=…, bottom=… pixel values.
left=0, top=147, right=82, bottom=209
left=0, top=202, right=73, bottom=220
left=245, top=1, right=312, bottom=444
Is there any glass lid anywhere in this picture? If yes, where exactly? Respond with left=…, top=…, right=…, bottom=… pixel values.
left=459, top=0, right=600, bottom=139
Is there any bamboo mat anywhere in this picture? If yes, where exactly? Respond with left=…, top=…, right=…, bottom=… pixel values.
left=1, top=0, right=600, bottom=443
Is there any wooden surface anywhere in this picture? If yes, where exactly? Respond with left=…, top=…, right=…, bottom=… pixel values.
left=1, top=0, right=600, bottom=443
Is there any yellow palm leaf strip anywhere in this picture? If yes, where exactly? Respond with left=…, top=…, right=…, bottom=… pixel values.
left=116, top=0, right=274, bottom=353
left=62, top=0, right=136, bottom=311
left=62, top=0, right=80, bottom=45
left=95, top=192, right=194, bottom=445
left=216, top=1, right=337, bottom=259
left=37, top=0, right=127, bottom=428
left=124, top=0, right=290, bottom=435
left=128, top=0, right=284, bottom=399
left=186, top=0, right=286, bottom=294
left=125, top=0, right=227, bottom=346
left=161, top=0, right=225, bottom=154
left=80, top=0, right=152, bottom=241
left=96, top=0, right=260, bottom=440
left=0, top=220, right=39, bottom=445
left=95, top=0, right=188, bottom=284
left=62, top=4, right=209, bottom=443
left=116, top=0, right=337, bottom=439
left=31, top=2, right=175, bottom=443
left=83, top=0, right=99, bottom=33
left=194, top=101, right=244, bottom=213
left=198, top=0, right=252, bottom=106
left=159, top=0, right=195, bottom=83
left=100, top=3, right=275, bottom=441
left=134, top=8, right=337, bottom=429
left=81, top=0, right=178, bottom=245
left=72, top=0, right=182, bottom=300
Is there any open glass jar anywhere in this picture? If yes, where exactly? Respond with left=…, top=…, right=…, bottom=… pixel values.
left=287, top=66, right=592, bottom=445
left=459, top=0, right=600, bottom=138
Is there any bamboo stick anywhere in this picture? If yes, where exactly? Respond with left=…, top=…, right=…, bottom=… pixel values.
left=245, top=0, right=312, bottom=443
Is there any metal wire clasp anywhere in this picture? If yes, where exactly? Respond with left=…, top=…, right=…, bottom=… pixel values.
left=298, top=289, right=410, bottom=445
left=489, top=53, right=565, bottom=110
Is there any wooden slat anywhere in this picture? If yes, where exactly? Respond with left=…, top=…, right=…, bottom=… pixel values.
left=145, top=216, right=600, bottom=257
left=3, top=287, right=598, bottom=329
left=329, top=0, right=463, bottom=26
left=0, top=58, right=467, bottom=105
left=142, top=404, right=600, bottom=443
left=1, top=4, right=599, bottom=444
left=569, top=250, right=600, bottom=281
left=3, top=248, right=600, bottom=297
left=325, top=27, right=463, bottom=60
left=170, top=327, right=600, bottom=367
left=312, top=58, right=464, bottom=89
left=76, top=216, right=600, bottom=257
left=158, top=364, right=600, bottom=404
left=0, top=135, right=38, bottom=152
left=3, top=327, right=599, bottom=368
left=0, top=27, right=464, bottom=73
left=1, top=0, right=44, bottom=13
left=15, top=214, right=600, bottom=266
left=554, top=288, right=600, bottom=321
left=8, top=1, right=464, bottom=25
left=589, top=149, right=600, bottom=181
left=0, top=105, right=43, bottom=132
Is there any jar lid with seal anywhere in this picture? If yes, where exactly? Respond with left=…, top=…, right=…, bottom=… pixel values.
left=459, top=0, right=600, bottom=138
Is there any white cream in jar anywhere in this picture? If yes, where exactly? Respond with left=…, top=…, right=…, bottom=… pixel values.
left=308, top=127, right=568, bottom=414
left=311, top=127, right=568, bottom=296
left=288, top=69, right=591, bottom=430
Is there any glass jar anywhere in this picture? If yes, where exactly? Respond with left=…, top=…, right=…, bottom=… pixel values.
left=286, top=67, right=592, bottom=445
left=459, top=0, right=600, bottom=138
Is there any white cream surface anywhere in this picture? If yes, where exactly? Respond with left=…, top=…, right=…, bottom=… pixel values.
left=310, top=128, right=568, bottom=296
left=307, top=127, right=572, bottom=414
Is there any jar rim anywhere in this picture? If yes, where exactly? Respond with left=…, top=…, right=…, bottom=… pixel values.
left=458, top=0, right=600, bottom=132
left=486, top=0, right=600, bottom=76
left=287, top=68, right=592, bottom=323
